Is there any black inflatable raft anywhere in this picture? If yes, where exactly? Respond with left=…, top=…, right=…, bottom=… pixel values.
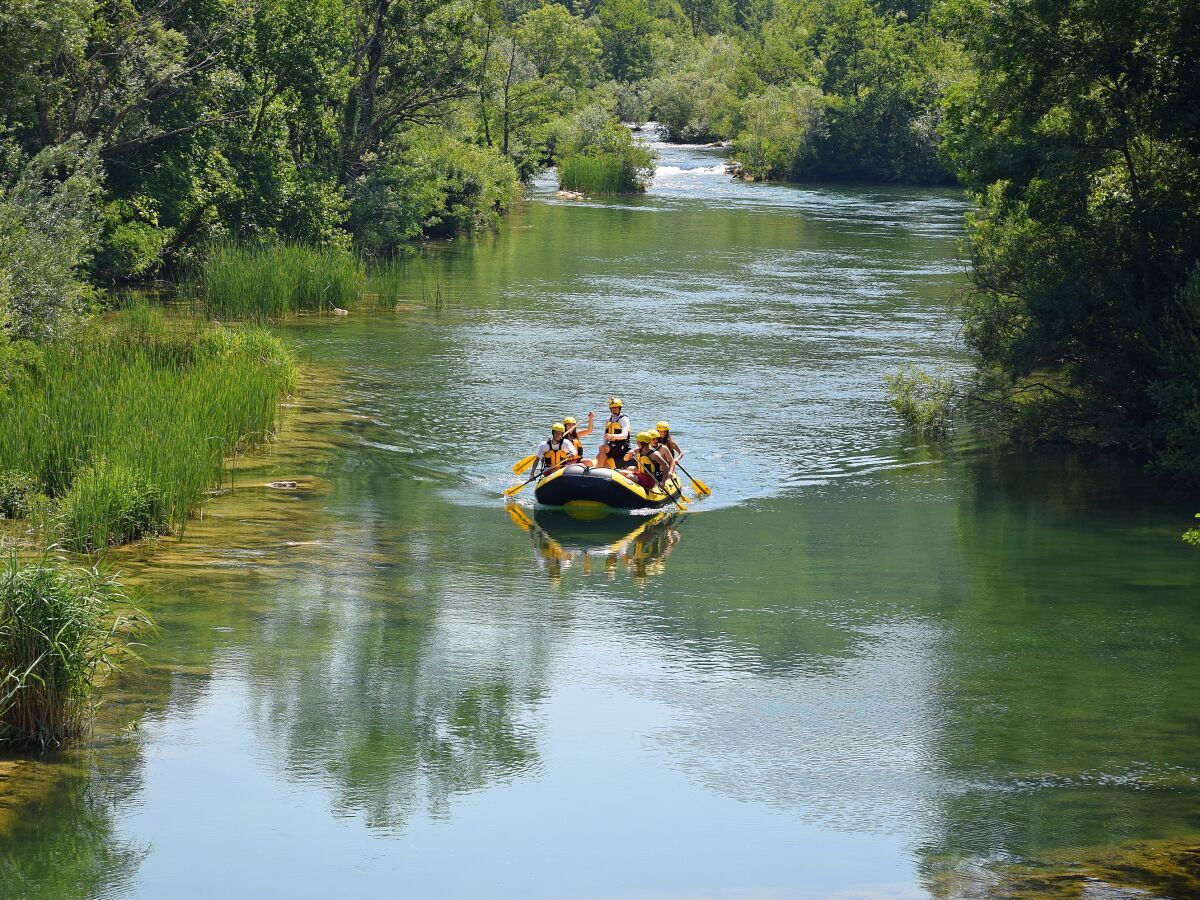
left=534, top=464, right=685, bottom=510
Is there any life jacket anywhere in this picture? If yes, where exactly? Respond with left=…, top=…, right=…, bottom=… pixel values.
left=542, top=439, right=573, bottom=468
left=635, top=449, right=661, bottom=478
left=605, top=415, right=628, bottom=440
left=564, top=428, right=583, bottom=455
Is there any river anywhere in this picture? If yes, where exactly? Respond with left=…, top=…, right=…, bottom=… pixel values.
left=2, top=139, right=1198, bottom=899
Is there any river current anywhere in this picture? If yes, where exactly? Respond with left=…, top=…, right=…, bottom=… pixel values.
left=1, top=139, right=1197, bottom=899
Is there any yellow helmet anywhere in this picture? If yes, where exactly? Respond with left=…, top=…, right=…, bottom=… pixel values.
left=656, top=421, right=670, bottom=433
left=551, top=422, right=565, bottom=434
left=563, top=416, right=577, bottom=426
left=608, top=396, right=623, bottom=408
left=636, top=431, right=652, bottom=443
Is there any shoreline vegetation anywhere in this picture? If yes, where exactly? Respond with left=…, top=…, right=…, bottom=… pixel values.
left=0, top=303, right=297, bottom=553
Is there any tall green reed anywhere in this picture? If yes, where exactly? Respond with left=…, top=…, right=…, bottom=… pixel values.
left=558, top=154, right=639, bottom=194
left=0, top=304, right=297, bottom=550
left=0, top=552, right=151, bottom=750
left=191, top=242, right=364, bottom=319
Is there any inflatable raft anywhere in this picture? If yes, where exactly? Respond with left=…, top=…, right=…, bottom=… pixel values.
left=534, top=464, right=685, bottom=510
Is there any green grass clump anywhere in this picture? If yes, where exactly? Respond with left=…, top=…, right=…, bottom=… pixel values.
left=559, top=154, right=642, bottom=195
left=0, top=304, right=297, bottom=547
left=192, top=242, right=364, bottom=319
left=58, top=461, right=169, bottom=552
left=0, top=553, right=150, bottom=750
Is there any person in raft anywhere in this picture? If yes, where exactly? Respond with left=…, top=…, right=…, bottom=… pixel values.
left=533, top=423, right=580, bottom=475
left=594, top=397, right=631, bottom=469
left=652, top=421, right=682, bottom=478
left=621, top=432, right=671, bottom=489
left=563, top=413, right=595, bottom=462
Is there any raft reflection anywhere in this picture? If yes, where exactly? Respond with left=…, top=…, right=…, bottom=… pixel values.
left=506, top=505, right=684, bottom=584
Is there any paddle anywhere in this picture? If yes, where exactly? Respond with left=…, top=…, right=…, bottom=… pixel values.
left=674, top=462, right=711, bottom=497
left=503, top=458, right=574, bottom=498
left=503, top=468, right=541, bottom=498
left=511, top=455, right=536, bottom=475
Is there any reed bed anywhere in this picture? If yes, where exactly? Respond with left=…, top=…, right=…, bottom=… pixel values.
left=0, top=305, right=297, bottom=551
left=558, top=154, right=640, bottom=194
left=0, top=552, right=150, bottom=750
left=364, top=257, right=410, bottom=309
left=191, top=242, right=364, bottom=319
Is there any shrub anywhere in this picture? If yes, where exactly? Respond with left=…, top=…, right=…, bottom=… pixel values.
left=350, top=130, right=521, bottom=257
left=553, top=106, right=656, bottom=193
left=1184, top=515, right=1200, bottom=547
left=885, top=366, right=957, bottom=440
left=0, top=553, right=150, bottom=750
left=0, top=139, right=101, bottom=340
left=0, top=470, right=40, bottom=519
left=732, top=84, right=824, bottom=180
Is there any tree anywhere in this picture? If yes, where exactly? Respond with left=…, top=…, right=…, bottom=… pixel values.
left=513, top=4, right=601, bottom=84
left=942, top=0, right=1200, bottom=478
left=597, top=0, right=658, bottom=82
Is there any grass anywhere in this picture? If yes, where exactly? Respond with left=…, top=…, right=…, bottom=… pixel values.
left=190, top=242, right=364, bottom=319
left=0, top=303, right=297, bottom=551
left=558, top=154, right=641, bottom=195
left=0, top=552, right=151, bottom=750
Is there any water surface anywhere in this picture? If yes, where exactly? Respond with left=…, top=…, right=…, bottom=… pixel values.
left=2, top=141, right=1198, bottom=899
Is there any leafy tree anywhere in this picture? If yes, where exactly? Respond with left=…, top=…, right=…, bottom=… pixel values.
left=597, top=0, right=659, bottom=82
left=733, top=83, right=824, bottom=179
left=513, top=4, right=601, bottom=84
left=942, top=0, right=1200, bottom=478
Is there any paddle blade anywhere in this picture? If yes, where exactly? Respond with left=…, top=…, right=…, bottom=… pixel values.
left=690, top=477, right=711, bottom=497
left=503, top=479, right=531, bottom=498
left=512, top=455, right=536, bottom=475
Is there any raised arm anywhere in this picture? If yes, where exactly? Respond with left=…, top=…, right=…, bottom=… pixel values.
left=577, top=411, right=596, bottom=438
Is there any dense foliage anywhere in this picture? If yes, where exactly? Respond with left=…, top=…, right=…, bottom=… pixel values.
left=943, top=0, right=1200, bottom=480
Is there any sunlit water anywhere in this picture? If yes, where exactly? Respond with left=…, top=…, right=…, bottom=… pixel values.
left=2, top=140, right=1198, bottom=899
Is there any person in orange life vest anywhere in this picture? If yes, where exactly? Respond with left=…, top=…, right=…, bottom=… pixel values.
left=651, top=421, right=682, bottom=478
left=594, top=397, right=631, bottom=469
left=533, top=423, right=579, bottom=476
left=621, top=432, right=670, bottom=490
left=562, top=413, right=595, bottom=463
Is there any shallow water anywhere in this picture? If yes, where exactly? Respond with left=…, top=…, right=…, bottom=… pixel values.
left=2, top=141, right=1198, bottom=899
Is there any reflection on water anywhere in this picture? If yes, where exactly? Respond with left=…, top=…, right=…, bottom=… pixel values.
left=1, top=140, right=1198, bottom=900
left=506, top=504, right=684, bottom=585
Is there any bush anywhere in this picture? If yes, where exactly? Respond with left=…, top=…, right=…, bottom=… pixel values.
left=732, top=84, right=824, bottom=180
left=0, top=139, right=101, bottom=340
left=1184, top=515, right=1200, bottom=547
left=57, top=460, right=169, bottom=552
left=649, top=72, right=738, bottom=143
left=553, top=106, right=656, bottom=193
left=350, top=130, right=521, bottom=257
left=0, top=553, right=150, bottom=750
left=0, top=470, right=40, bottom=519
left=885, top=366, right=957, bottom=440
left=192, top=242, right=364, bottom=319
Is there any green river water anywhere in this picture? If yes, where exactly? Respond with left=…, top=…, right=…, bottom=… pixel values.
left=2, top=141, right=1199, bottom=899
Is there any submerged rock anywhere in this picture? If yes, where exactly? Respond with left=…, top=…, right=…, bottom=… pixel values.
left=555, top=190, right=588, bottom=201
